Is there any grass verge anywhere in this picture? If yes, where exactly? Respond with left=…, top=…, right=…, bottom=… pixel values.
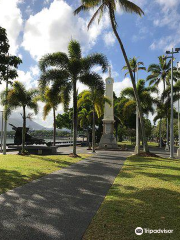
left=0, top=154, right=89, bottom=194
left=83, top=155, right=180, bottom=240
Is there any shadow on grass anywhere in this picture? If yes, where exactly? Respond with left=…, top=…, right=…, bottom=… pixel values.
left=0, top=169, right=44, bottom=195
left=0, top=152, right=126, bottom=240
left=25, top=155, right=81, bottom=168
left=95, top=187, right=180, bottom=240
left=83, top=161, right=180, bottom=240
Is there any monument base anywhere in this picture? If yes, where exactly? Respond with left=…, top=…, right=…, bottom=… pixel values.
left=99, top=133, right=118, bottom=149
left=177, top=148, right=180, bottom=157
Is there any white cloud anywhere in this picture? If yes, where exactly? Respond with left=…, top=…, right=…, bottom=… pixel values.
left=155, top=0, right=178, bottom=10
left=14, top=66, right=41, bottom=90
left=22, top=0, right=110, bottom=60
left=103, top=31, right=116, bottom=47
left=0, top=0, right=23, bottom=55
left=150, top=29, right=180, bottom=51
left=30, top=65, right=40, bottom=76
left=44, top=0, right=51, bottom=5
left=114, top=77, right=132, bottom=97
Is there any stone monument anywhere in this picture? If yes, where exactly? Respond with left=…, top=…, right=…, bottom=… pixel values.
left=99, top=67, right=118, bottom=149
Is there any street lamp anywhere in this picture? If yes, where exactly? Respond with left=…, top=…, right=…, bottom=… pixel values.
left=3, top=53, right=9, bottom=155
left=165, top=48, right=180, bottom=158
left=0, top=111, right=3, bottom=153
left=177, top=62, right=180, bottom=157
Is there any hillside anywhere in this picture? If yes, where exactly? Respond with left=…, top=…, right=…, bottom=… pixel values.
left=0, top=112, right=46, bottom=131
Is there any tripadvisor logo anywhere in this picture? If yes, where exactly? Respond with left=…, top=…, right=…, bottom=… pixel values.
left=135, top=227, right=173, bottom=235
left=135, top=227, right=143, bottom=235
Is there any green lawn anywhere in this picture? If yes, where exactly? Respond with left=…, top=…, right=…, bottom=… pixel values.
left=118, top=141, right=159, bottom=148
left=83, top=155, right=180, bottom=240
left=0, top=154, right=89, bottom=194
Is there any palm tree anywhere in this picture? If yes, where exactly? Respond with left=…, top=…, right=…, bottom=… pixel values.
left=121, top=79, right=157, bottom=116
left=147, top=56, right=171, bottom=92
left=39, top=40, right=108, bottom=156
left=78, top=108, right=92, bottom=148
left=1, top=81, right=38, bottom=154
left=37, top=87, right=66, bottom=146
left=74, top=0, right=149, bottom=152
left=78, top=86, right=111, bottom=152
left=147, top=57, right=180, bottom=148
left=120, top=79, right=157, bottom=145
left=122, top=57, right=146, bottom=80
left=122, top=57, right=146, bottom=152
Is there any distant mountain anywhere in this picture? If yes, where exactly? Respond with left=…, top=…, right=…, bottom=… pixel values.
left=0, top=112, right=46, bottom=131
left=0, top=112, right=71, bottom=132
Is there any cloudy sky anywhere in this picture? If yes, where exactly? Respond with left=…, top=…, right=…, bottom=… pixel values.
left=0, top=0, right=180, bottom=127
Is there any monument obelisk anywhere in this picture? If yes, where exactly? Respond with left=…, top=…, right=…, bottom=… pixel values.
left=99, top=67, right=118, bottom=149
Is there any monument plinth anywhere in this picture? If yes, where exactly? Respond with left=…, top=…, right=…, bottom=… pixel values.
left=99, top=68, right=118, bottom=149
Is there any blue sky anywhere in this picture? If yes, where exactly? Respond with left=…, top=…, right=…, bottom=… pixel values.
left=0, top=0, right=180, bottom=127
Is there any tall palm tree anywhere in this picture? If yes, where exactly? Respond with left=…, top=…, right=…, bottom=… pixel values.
left=147, top=56, right=171, bottom=92
left=121, top=79, right=157, bottom=116
left=122, top=57, right=146, bottom=80
left=121, top=79, right=157, bottom=145
left=78, top=108, right=92, bottom=148
left=122, top=57, right=146, bottom=152
left=37, top=87, right=67, bottom=146
left=1, top=81, right=38, bottom=154
left=147, top=57, right=180, bottom=148
left=78, top=86, right=111, bottom=152
left=74, top=0, right=149, bottom=152
left=39, top=40, right=108, bottom=156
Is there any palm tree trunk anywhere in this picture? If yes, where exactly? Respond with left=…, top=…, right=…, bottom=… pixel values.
left=109, top=7, right=149, bottom=152
left=92, top=104, right=96, bottom=153
left=22, top=106, right=26, bottom=153
left=53, top=108, right=56, bottom=146
left=73, top=79, right=77, bottom=155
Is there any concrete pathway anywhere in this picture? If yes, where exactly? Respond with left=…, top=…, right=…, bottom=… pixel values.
left=0, top=151, right=131, bottom=240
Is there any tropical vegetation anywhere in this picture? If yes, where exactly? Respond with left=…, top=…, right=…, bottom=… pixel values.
left=38, top=40, right=108, bottom=156
left=1, top=81, right=38, bottom=154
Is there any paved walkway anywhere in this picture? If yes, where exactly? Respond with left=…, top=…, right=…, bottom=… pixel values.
left=0, top=151, right=131, bottom=240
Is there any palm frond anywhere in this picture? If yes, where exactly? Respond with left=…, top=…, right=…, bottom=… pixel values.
left=39, top=52, right=69, bottom=72
left=82, top=53, right=108, bottom=72
left=118, top=0, right=144, bottom=16
left=43, top=103, right=52, bottom=120
left=87, top=3, right=105, bottom=29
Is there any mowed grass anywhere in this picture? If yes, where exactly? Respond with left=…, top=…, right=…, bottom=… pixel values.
left=83, top=155, right=180, bottom=240
left=0, top=154, right=89, bottom=194
left=118, top=141, right=159, bottom=148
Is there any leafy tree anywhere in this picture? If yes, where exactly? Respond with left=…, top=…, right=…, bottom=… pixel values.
left=74, top=0, right=149, bottom=153
left=78, top=84, right=111, bottom=152
left=0, top=27, right=22, bottom=154
left=120, top=79, right=157, bottom=116
left=1, top=81, right=38, bottom=154
left=78, top=108, right=92, bottom=147
left=37, top=87, right=67, bottom=146
left=56, top=109, right=73, bottom=130
left=119, top=79, right=157, bottom=145
left=0, top=26, right=9, bottom=82
left=39, top=40, right=108, bottom=156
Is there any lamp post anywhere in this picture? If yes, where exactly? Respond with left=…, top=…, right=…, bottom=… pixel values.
left=165, top=48, right=180, bottom=158
left=0, top=111, right=3, bottom=153
left=177, top=62, right=180, bottom=157
left=3, top=53, right=9, bottom=155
